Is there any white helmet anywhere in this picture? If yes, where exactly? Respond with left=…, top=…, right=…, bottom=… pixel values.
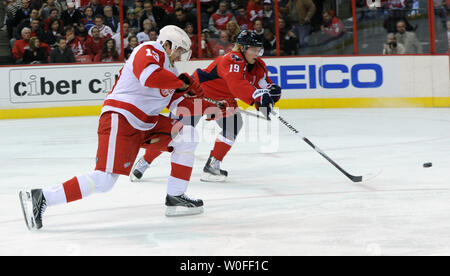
left=157, top=25, right=192, bottom=61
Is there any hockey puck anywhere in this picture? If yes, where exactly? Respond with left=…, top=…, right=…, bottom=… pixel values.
left=423, top=162, right=432, bottom=168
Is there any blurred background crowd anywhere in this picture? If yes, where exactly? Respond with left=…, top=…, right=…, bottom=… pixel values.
left=0, top=0, right=448, bottom=65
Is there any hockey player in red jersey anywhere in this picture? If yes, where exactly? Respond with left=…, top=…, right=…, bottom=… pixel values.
left=19, top=26, right=206, bottom=231
left=130, top=30, right=281, bottom=182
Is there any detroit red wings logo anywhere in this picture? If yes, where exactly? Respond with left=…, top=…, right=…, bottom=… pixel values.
left=160, top=89, right=175, bottom=97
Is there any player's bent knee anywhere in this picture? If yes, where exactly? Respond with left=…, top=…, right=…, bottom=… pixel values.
left=88, top=170, right=119, bottom=193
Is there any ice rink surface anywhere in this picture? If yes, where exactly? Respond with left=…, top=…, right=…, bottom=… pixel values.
left=0, top=108, right=449, bottom=256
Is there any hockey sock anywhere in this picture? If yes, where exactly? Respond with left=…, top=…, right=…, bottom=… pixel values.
left=167, top=126, right=198, bottom=196
left=210, top=134, right=234, bottom=162
left=43, top=171, right=119, bottom=206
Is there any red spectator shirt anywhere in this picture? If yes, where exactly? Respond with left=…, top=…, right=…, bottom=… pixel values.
left=323, top=16, right=344, bottom=37
left=211, top=12, right=235, bottom=31
left=236, top=14, right=253, bottom=30
left=85, top=36, right=105, bottom=57
left=12, top=39, right=30, bottom=60
left=67, top=36, right=86, bottom=56
left=192, top=51, right=273, bottom=105
left=94, top=51, right=118, bottom=62
left=246, top=1, right=263, bottom=22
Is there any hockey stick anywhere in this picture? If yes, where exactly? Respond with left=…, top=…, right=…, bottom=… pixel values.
left=270, top=110, right=363, bottom=183
left=203, top=97, right=225, bottom=109
left=204, top=96, right=362, bottom=182
left=239, top=108, right=270, bottom=120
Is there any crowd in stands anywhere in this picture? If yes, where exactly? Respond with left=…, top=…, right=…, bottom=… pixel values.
left=3, top=0, right=450, bottom=64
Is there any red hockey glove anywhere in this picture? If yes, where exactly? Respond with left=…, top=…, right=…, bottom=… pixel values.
left=176, top=73, right=204, bottom=98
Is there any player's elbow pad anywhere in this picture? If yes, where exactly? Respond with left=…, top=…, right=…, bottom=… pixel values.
left=141, top=65, right=185, bottom=89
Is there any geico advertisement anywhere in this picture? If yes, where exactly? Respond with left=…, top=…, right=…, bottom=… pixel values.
left=264, top=57, right=398, bottom=96
left=9, top=64, right=122, bottom=103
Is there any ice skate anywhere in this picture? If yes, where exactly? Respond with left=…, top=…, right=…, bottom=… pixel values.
left=165, top=194, right=204, bottom=217
left=19, top=189, right=47, bottom=230
left=130, top=156, right=150, bottom=182
left=200, top=156, right=228, bottom=182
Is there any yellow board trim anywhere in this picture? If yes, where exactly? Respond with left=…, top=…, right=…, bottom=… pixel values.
left=1, top=97, right=449, bottom=120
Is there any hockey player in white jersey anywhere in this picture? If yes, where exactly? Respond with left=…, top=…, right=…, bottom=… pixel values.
left=19, top=25, right=205, bottom=230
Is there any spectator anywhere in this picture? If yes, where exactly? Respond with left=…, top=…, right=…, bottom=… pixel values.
left=197, top=30, right=213, bottom=58
left=29, top=18, right=45, bottom=40
left=14, top=8, right=40, bottom=40
left=135, top=0, right=143, bottom=9
left=236, top=6, right=253, bottom=30
left=124, top=35, right=138, bottom=60
left=82, top=7, right=96, bottom=31
left=154, top=0, right=176, bottom=14
left=22, top=36, right=48, bottom=64
left=278, top=17, right=298, bottom=55
left=75, top=21, right=89, bottom=43
left=383, top=1, right=414, bottom=33
left=103, top=5, right=120, bottom=33
left=85, top=26, right=105, bottom=57
left=50, top=36, right=76, bottom=63
left=136, top=19, right=153, bottom=43
left=93, top=38, right=119, bottom=62
left=278, top=0, right=290, bottom=18
left=253, top=19, right=264, bottom=41
left=125, top=8, right=140, bottom=32
left=321, top=10, right=345, bottom=39
left=43, top=8, right=64, bottom=32
left=434, top=0, right=448, bottom=29
left=383, top=33, right=406, bottom=54
left=140, top=0, right=167, bottom=29
left=61, top=2, right=83, bottom=27
left=12, top=27, right=31, bottom=63
left=226, top=20, right=240, bottom=43
left=39, top=0, right=62, bottom=20
left=395, top=20, right=422, bottom=54
left=112, top=22, right=129, bottom=54
left=179, top=0, right=195, bottom=12
left=246, top=0, right=263, bottom=22
left=185, top=22, right=197, bottom=53
left=88, top=14, right=114, bottom=38
left=174, top=1, right=184, bottom=10
left=148, top=28, right=158, bottom=41
left=134, top=7, right=144, bottom=29
left=290, top=0, right=316, bottom=51
left=262, top=28, right=277, bottom=56
left=86, top=0, right=104, bottom=16
left=262, top=0, right=275, bottom=28
left=13, top=0, right=32, bottom=28
left=65, top=26, right=85, bottom=56
left=209, top=1, right=236, bottom=36
left=210, top=30, right=233, bottom=56
left=42, top=18, right=62, bottom=46
left=172, top=8, right=197, bottom=33
left=111, top=0, right=126, bottom=17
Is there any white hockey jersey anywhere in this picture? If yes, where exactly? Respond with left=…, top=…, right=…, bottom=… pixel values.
left=101, top=41, right=185, bottom=130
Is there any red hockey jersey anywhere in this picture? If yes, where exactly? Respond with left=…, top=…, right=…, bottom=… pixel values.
left=192, top=51, right=272, bottom=105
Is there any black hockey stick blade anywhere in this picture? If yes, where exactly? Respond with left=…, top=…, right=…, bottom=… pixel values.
left=274, top=112, right=363, bottom=183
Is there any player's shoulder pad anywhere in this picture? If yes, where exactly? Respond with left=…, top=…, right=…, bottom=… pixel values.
left=225, top=51, right=246, bottom=64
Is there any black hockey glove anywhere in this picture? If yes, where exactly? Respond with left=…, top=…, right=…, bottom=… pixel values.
left=268, top=84, right=281, bottom=103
